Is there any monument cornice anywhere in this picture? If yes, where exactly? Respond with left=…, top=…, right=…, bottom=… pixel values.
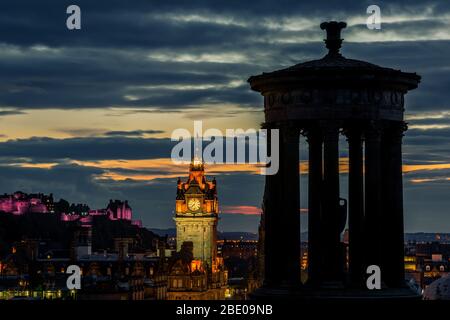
left=249, top=69, right=420, bottom=95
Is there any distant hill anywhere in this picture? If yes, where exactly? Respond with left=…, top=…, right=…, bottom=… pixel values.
left=149, top=228, right=258, bottom=241
left=148, top=229, right=450, bottom=243
left=219, top=232, right=258, bottom=241
left=299, top=232, right=449, bottom=243
left=405, top=232, right=450, bottom=243
left=148, top=228, right=176, bottom=237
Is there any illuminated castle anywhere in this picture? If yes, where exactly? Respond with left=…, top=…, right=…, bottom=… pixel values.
left=61, top=199, right=141, bottom=227
left=168, top=159, right=227, bottom=300
left=0, top=190, right=141, bottom=227
left=0, top=191, right=54, bottom=215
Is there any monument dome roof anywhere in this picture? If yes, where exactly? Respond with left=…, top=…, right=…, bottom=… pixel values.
left=280, top=53, right=389, bottom=72
left=248, top=21, right=420, bottom=92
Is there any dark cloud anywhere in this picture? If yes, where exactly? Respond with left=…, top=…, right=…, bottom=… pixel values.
left=403, top=129, right=450, bottom=163
left=0, top=136, right=173, bottom=161
left=0, top=163, right=111, bottom=208
left=404, top=181, right=450, bottom=233
left=0, top=134, right=280, bottom=162
left=54, top=128, right=107, bottom=137
left=0, top=110, right=26, bottom=116
left=103, top=130, right=165, bottom=137
left=0, top=0, right=449, bottom=112
left=407, top=117, right=450, bottom=126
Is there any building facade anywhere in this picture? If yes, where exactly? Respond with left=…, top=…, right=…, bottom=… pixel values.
left=174, top=159, right=219, bottom=266
left=60, top=199, right=142, bottom=227
left=168, top=160, right=227, bottom=300
left=0, top=191, right=54, bottom=215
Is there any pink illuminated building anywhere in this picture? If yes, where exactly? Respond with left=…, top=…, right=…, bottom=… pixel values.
left=0, top=191, right=143, bottom=228
left=106, top=200, right=132, bottom=221
left=0, top=191, right=54, bottom=215
left=60, top=199, right=142, bottom=227
left=89, top=209, right=107, bottom=216
left=60, top=214, right=80, bottom=222
left=132, top=220, right=143, bottom=228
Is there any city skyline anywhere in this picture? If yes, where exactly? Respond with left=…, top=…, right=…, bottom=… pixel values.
left=0, top=1, right=449, bottom=233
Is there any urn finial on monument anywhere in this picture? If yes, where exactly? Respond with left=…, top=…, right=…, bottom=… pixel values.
left=320, top=21, right=347, bottom=56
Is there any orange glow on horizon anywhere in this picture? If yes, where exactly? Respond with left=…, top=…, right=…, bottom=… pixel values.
left=73, top=158, right=261, bottom=181
left=410, top=177, right=450, bottom=183
left=14, top=162, right=58, bottom=169
left=221, top=205, right=308, bottom=215
left=222, top=205, right=262, bottom=215
left=403, top=163, right=450, bottom=173
left=9, top=157, right=450, bottom=183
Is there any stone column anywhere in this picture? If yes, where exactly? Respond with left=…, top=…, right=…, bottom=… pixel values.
left=261, top=124, right=301, bottom=289
left=364, top=121, right=383, bottom=271
left=345, top=126, right=365, bottom=286
left=304, top=125, right=323, bottom=285
left=321, top=122, right=343, bottom=284
left=381, top=121, right=407, bottom=287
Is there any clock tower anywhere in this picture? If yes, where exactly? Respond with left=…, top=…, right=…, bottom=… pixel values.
left=174, top=158, right=219, bottom=266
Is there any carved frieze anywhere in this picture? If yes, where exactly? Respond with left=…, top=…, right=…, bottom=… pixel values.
left=265, top=89, right=404, bottom=109
left=264, top=88, right=405, bottom=122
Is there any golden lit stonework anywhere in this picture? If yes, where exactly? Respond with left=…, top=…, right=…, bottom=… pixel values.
left=167, top=160, right=227, bottom=300
left=174, top=159, right=219, bottom=264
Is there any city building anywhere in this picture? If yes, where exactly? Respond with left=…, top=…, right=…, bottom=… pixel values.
left=0, top=231, right=167, bottom=300
left=61, top=199, right=142, bottom=227
left=0, top=191, right=55, bottom=215
left=0, top=191, right=141, bottom=228
left=174, top=158, right=218, bottom=265
left=404, top=241, right=450, bottom=291
left=167, top=159, right=227, bottom=300
left=217, top=239, right=260, bottom=299
left=218, top=240, right=258, bottom=261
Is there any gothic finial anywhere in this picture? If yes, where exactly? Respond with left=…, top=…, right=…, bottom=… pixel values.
left=320, top=21, right=347, bottom=56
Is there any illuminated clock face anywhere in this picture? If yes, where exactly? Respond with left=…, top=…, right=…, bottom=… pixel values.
left=188, top=198, right=201, bottom=211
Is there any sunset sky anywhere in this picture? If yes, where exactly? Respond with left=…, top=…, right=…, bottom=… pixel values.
left=0, top=0, right=449, bottom=232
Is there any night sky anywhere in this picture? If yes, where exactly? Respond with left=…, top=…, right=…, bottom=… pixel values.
left=0, top=1, right=449, bottom=233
